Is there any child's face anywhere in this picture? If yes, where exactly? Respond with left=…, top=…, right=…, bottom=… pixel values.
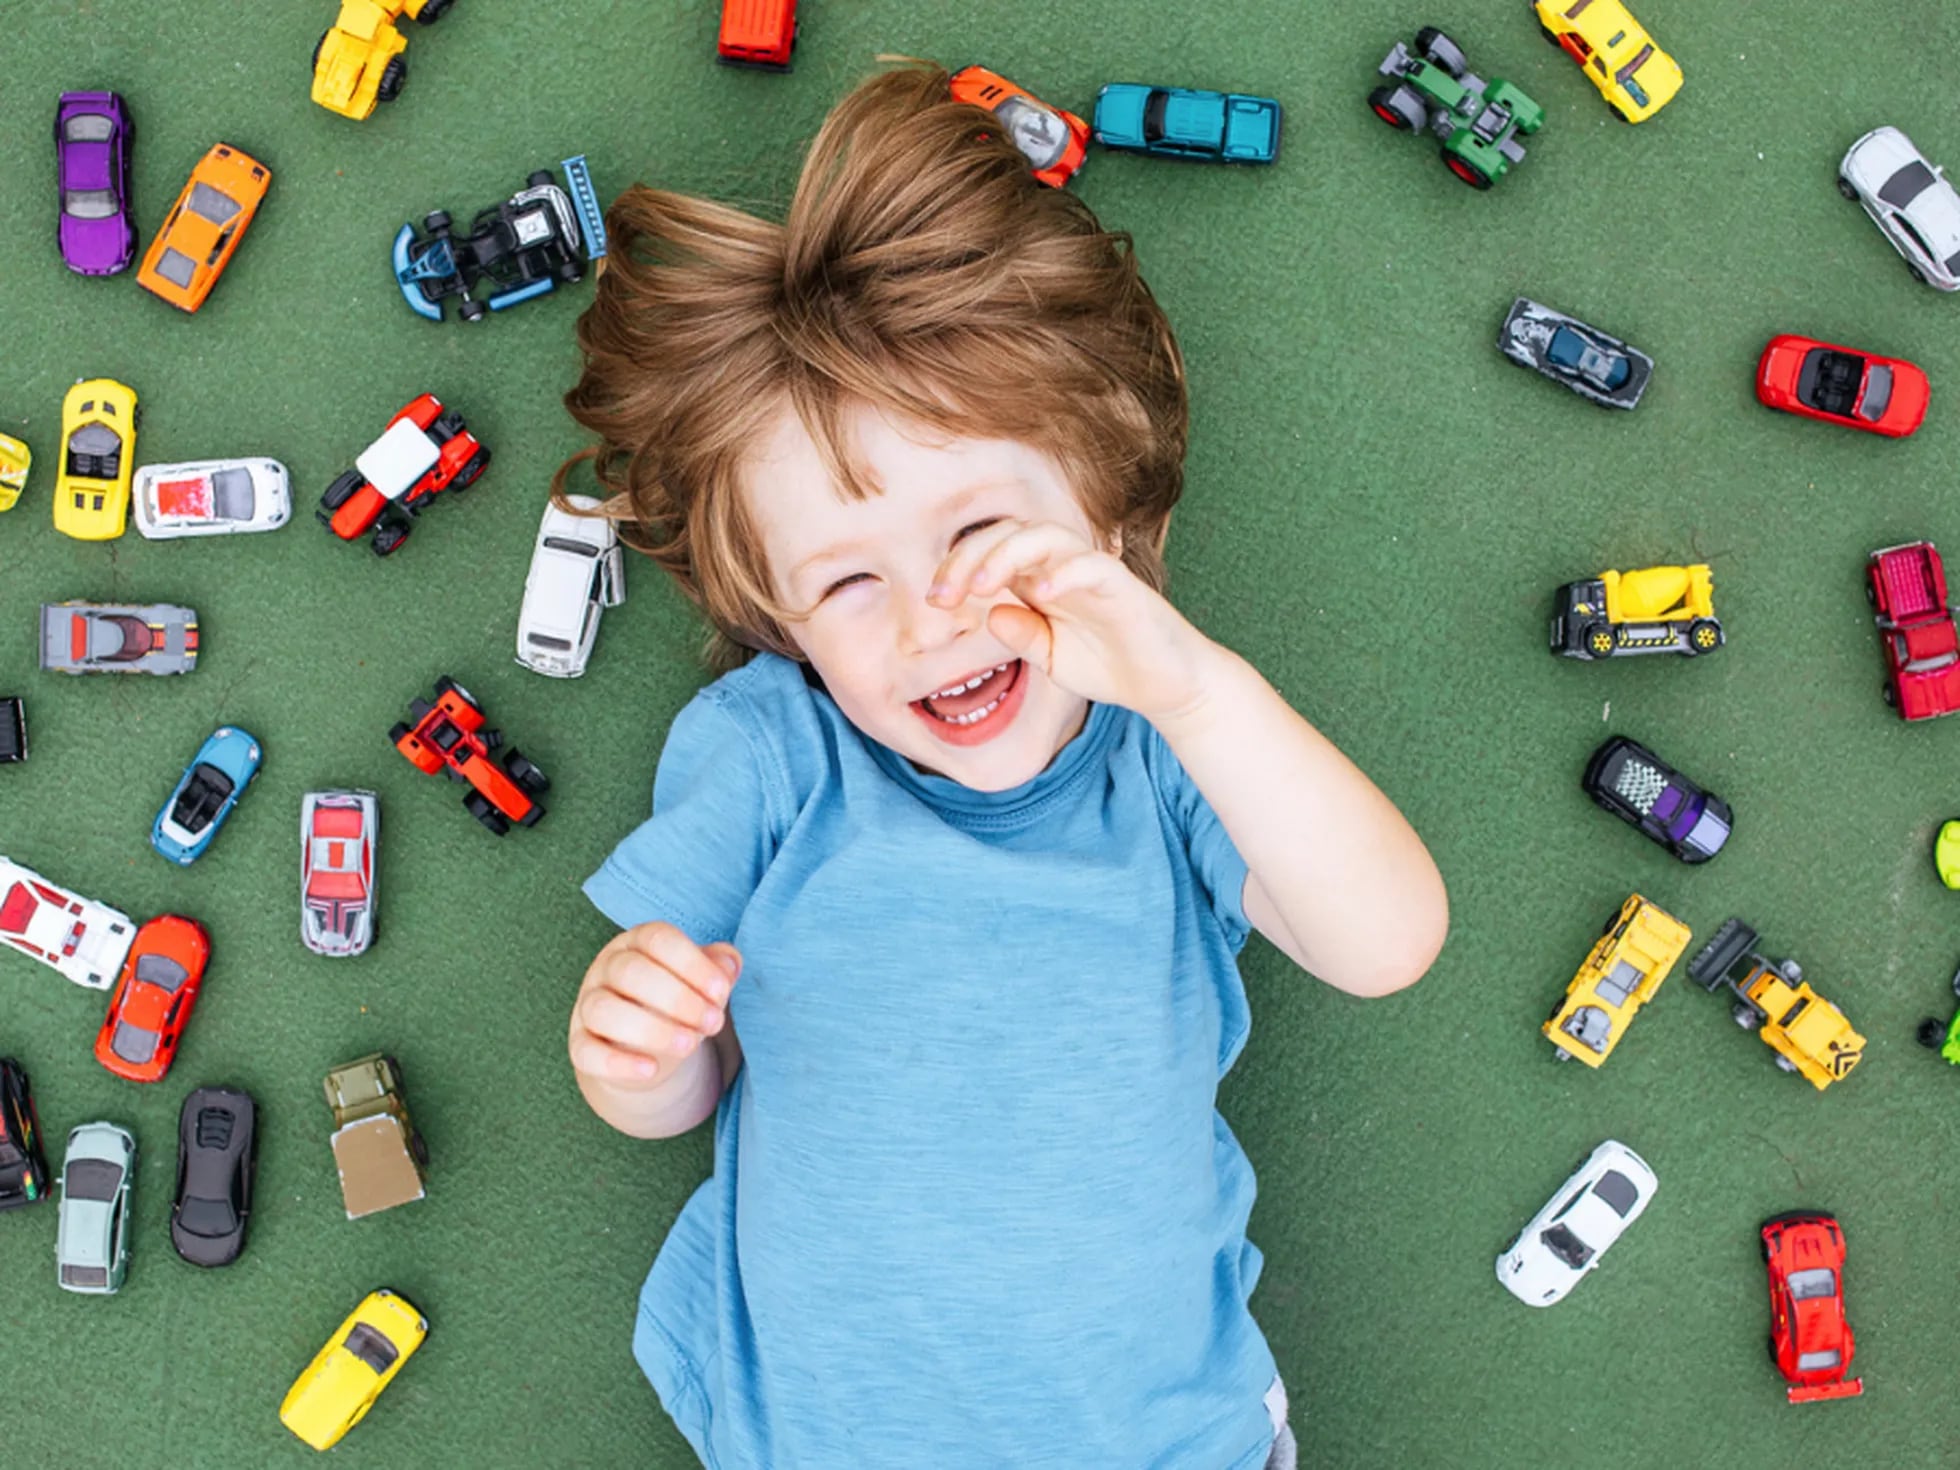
left=746, top=401, right=1105, bottom=792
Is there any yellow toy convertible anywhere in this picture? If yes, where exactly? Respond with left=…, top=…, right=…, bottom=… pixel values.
left=53, top=377, right=137, bottom=540
left=1551, top=563, right=1723, bottom=660
left=1544, top=894, right=1690, bottom=1066
left=1533, top=0, right=1683, bottom=124
left=279, top=1288, right=428, bottom=1449
left=0, top=432, right=29, bottom=512
left=311, top=0, right=452, bottom=121
left=1688, top=918, right=1864, bottom=1091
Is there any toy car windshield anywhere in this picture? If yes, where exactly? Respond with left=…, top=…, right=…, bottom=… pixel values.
left=1541, top=1224, right=1593, bottom=1269
left=997, top=97, right=1067, bottom=168
left=346, top=1324, right=401, bottom=1373
left=64, top=1158, right=122, bottom=1200
left=187, top=182, right=242, bottom=225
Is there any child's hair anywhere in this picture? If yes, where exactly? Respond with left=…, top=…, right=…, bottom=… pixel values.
left=555, top=60, right=1189, bottom=673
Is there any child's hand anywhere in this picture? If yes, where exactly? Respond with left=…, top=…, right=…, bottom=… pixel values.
left=569, top=923, right=740, bottom=1088
left=928, top=518, right=1214, bottom=722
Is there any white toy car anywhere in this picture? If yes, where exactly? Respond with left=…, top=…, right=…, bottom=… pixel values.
left=0, top=856, right=135, bottom=989
left=1839, top=126, right=1960, bottom=291
left=515, top=494, right=624, bottom=677
left=1496, top=1139, right=1656, bottom=1306
left=302, top=790, right=378, bottom=957
left=132, top=457, right=291, bottom=538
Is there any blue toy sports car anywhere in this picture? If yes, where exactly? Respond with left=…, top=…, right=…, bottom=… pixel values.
left=1092, top=84, right=1281, bottom=164
left=152, top=726, right=262, bottom=865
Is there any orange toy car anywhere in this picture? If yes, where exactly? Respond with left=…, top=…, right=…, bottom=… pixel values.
left=93, top=915, right=212, bottom=1084
left=390, top=677, right=548, bottom=835
left=136, top=144, right=272, bottom=312
left=950, top=66, right=1091, bottom=188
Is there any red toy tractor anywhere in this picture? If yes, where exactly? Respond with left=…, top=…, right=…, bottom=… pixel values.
left=389, top=677, right=548, bottom=834
left=319, top=394, right=489, bottom=556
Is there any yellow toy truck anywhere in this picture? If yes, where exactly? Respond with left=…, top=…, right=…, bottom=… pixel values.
left=1544, top=894, right=1691, bottom=1066
left=0, top=432, right=28, bottom=512
left=1550, top=563, right=1724, bottom=660
left=311, top=0, right=452, bottom=121
left=1688, top=918, right=1864, bottom=1091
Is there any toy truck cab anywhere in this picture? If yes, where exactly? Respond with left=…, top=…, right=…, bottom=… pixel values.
left=1369, top=27, right=1544, bottom=190
left=1689, top=919, right=1864, bottom=1090
left=1543, top=894, right=1690, bottom=1066
left=323, top=1053, right=427, bottom=1219
left=717, top=0, right=797, bottom=70
left=1551, top=564, right=1723, bottom=659
left=1867, top=541, right=1960, bottom=720
left=389, top=676, right=548, bottom=834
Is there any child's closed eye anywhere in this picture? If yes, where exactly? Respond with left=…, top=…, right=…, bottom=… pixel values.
left=818, top=519, right=1004, bottom=601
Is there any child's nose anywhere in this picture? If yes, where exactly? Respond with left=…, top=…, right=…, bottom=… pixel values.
left=894, top=579, right=982, bottom=657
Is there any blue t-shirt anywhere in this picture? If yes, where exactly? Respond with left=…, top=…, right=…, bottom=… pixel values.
left=584, top=652, right=1279, bottom=1469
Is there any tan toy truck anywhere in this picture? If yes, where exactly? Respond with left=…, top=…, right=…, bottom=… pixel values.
left=323, top=1053, right=429, bottom=1219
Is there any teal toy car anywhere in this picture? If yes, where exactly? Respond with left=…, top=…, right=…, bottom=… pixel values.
left=152, top=726, right=263, bottom=865
left=57, top=1121, right=135, bottom=1293
left=1092, top=83, right=1280, bottom=164
left=1368, top=27, right=1544, bottom=189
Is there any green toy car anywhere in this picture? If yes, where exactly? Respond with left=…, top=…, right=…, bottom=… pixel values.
left=1916, top=961, right=1960, bottom=1064
left=1369, top=27, right=1545, bottom=189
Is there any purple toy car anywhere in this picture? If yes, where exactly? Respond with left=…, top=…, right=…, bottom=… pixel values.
left=56, top=91, right=135, bottom=276
left=1582, top=735, right=1732, bottom=864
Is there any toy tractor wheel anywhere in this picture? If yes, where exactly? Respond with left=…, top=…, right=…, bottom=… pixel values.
left=528, top=170, right=556, bottom=189
left=1367, top=84, right=1425, bottom=133
left=415, top=0, right=452, bottom=22
left=1917, top=1018, right=1949, bottom=1049
left=1731, top=1003, right=1762, bottom=1031
left=387, top=721, right=412, bottom=745
left=1773, top=1055, right=1798, bottom=1075
left=455, top=448, right=491, bottom=488
left=1551, top=1047, right=1572, bottom=1063
left=1443, top=151, right=1494, bottom=190
left=320, top=468, right=363, bottom=513
left=505, top=750, right=551, bottom=796
left=423, top=210, right=451, bottom=236
left=1414, top=27, right=1467, bottom=79
left=458, top=297, right=488, bottom=323
left=434, top=675, right=474, bottom=703
left=479, top=725, right=505, bottom=753
left=407, top=698, right=434, bottom=721
left=372, top=521, right=411, bottom=557
left=1836, top=175, right=1860, bottom=201
left=554, top=258, right=584, bottom=285
left=376, top=57, right=407, bottom=103
left=463, top=791, right=511, bottom=836
left=1779, top=959, right=1803, bottom=984
left=1584, top=623, right=1615, bottom=658
left=1687, top=620, right=1721, bottom=654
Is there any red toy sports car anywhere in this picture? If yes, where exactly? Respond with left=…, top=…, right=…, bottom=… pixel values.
left=317, top=394, right=489, bottom=556
left=1868, top=540, right=1960, bottom=720
left=1756, top=333, right=1928, bottom=437
left=950, top=66, right=1091, bottom=188
left=93, top=914, right=212, bottom=1084
left=1761, top=1212, right=1863, bottom=1404
left=390, top=676, right=548, bottom=835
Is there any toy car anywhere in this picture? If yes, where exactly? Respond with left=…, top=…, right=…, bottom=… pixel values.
left=135, top=143, right=271, bottom=313
left=152, top=727, right=263, bottom=865
left=1762, top=1213, right=1864, bottom=1403
left=1370, top=28, right=1544, bottom=189
left=280, top=1288, right=429, bottom=1449
left=390, top=676, right=548, bottom=834
left=39, top=601, right=199, bottom=676
left=393, top=156, right=607, bottom=322
left=1550, top=565, right=1722, bottom=660
left=1582, top=736, right=1732, bottom=862
left=132, top=457, right=290, bottom=538
left=0, top=697, right=25, bottom=765
left=318, top=394, right=488, bottom=555
left=323, top=1053, right=428, bottom=1219
left=1543, top=895, right=1689, bottom=1066
left=517, top=495, right=625, bottom=677
left=0, top=430, right=29, bottom=512
left=56, top=91, right=136, bottom=275
left=1499, top=298, right=1653, bottom=409
left=1688, top=919, right=1865, bottom=1090
left=0, top=1058, right=52, bottom=1209
left=312, top=0, right=451, bottom=120
left=56, top=1121, right=135, bottom=1294
left=1533, top=0, right=1682, bottom=124
left=94, top=915, right=212, bottom=1084
left=1497, top=1139, right=1656, bottom=1306
left=1867, top=541, right=1960, bottom=720
left=717, top=0, right=796, bottom=70
left=172, top=1086, right=256, bottom=1267
left=1838, top=126, right=1960, bottom=291
left=53, top=377, right=137, bottom=540
left=1917, top=958, right=1960, bottom=1062
left=1092, top=83, right=1281, bottom=165
left=303, top=790, right=379, bottom=958
left=0, top=855, right=135, bottom=989
left=951, top=66, right=1091, bottom=187
left=1938, top=821, right=1960, bottom=888
left=1756, top=334, right=1928, bottom=438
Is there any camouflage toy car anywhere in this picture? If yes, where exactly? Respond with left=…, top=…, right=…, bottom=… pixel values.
left=1368, top=26, right=1545, bottom=190
left=323, top=1053, right=428, bottom=1219
left=1543, top=894, right=1690, bottom=1067
left=39, top=601, right=199, bottom=675
left=1689, top=919, right=1864, bottom=1091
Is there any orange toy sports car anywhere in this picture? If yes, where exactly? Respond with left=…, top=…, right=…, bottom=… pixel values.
left=136, top=144, right=272, bottom=313
left=93, top=915, right=212, bottom=1084
left=950, top=66, right=1090, bottom=188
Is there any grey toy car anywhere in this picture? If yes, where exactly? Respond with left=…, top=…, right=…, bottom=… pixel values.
left=56, top=1121, right=135, bottom=1294
left=1500, top=298, right=1654, bottom=409
left=40, top=601, right=198, bottom=675
left=1838, top=126, right=1960, bottom=291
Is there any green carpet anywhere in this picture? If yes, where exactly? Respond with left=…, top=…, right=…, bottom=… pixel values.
left=6, top=2, right=1960, bottom=1466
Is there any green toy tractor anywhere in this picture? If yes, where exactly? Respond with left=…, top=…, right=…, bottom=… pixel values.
left=1916, top=961, right=1960, bottom=1065
left=1369, top=27, right=1545, bottom=190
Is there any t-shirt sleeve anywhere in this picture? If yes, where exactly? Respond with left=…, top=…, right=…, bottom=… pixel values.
left=582, top=691, right=777, bottom=942
left=1146, top=725, right=1252, bottom=956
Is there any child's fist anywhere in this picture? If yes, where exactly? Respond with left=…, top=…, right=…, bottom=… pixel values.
left=569, top=923, right=741, bottom=1087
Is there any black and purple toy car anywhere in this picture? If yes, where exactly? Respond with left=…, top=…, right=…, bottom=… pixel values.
left=1582, top=735, right=1732, bottom=863
left=55, top=91, right=135, bottom=276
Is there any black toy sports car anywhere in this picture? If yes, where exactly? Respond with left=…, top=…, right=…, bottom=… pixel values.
left=1583, top=736, right=1732, bottom=863
left=0, top=1057, right=51, bottom=1208
left=171, top=1085, right=256, bottom=1267
left=1500, top=297, right=1654, bottom=410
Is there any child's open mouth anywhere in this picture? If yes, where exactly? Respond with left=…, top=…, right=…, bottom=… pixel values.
left=909, top=659, right=1027, bottom=746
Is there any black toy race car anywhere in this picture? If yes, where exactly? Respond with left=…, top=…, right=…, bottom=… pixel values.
left=1500, top=297, right=1654, bottom=410
left=0, top=1056, right=52, bottom=1209
left=171, top=1085, right=257, bottom=1267
left=1583, top=735, right=1732, bottom=863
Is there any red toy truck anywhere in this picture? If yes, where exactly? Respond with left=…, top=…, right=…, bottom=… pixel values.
left=318, top=394, right=488, bottom=557
left=717, top=0, right=796, bottom=70
left=1868, top=541, right=1960, bottom=720
left=389, top=677, right=548, bottom=835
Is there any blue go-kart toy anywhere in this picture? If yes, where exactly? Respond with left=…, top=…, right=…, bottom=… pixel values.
left=152, top=726, right=262, bottom=865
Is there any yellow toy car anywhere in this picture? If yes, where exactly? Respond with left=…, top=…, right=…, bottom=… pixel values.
left=1937, top=819, right=1960, bottom=889
left=1551, top=563, right=1722, bottom=660
left=1534, top=0, right=1683, bottom=124
left=53, top=378, right=137, bottom=540
left=1689, top=918, right=1864, bottom=1091
left=1544, top=894, right=1690, bottom=1066
left=311, top=0, right=451, bottom=121
left=279, top=1288, right=428, bottom=1450
left=0, top=432, right=29, bottom=512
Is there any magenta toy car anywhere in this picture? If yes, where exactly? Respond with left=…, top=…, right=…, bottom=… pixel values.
left=56, top=92, right=136, bottom=276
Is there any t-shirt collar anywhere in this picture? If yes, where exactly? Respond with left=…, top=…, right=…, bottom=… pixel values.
left=861, top=698, right=1121, bottom=821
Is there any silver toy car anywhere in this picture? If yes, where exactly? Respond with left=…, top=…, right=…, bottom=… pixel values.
left=57, top=1121, right=135, bottom=1294
left=40, top=601, right=198, bottom=675
left=1839, top=126, right=1960, bottom=291
left=302, top=789, right=379, bottom=957
left=1500, top=297, right=1654, bottom=410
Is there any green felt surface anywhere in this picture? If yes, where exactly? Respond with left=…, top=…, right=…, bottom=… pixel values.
left=5, top=2, right=1960, bottom=1466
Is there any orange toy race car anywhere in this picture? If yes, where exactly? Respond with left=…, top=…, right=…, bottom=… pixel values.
left=318, top=394, right=488, bottom=556
left=390, top=677, right=547, bottom=835
left=950, top=65, right=1091, bottom=187
left=135, top=144, right=271, bottom=313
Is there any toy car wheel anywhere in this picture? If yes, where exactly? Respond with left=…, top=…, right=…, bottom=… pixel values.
left=312, top=29, right=328, bottom=68
left=1414, top=27, right=1467, bottom=79
left=463, top=791, right=511, bottom=836
left=458, top=297, right=488, bottom=323
left=320, top=469, right=364, bottom=513
left=372, top=521, right=411, bottom=557
left=1550, top=1047, right=1572, bottom=1063
left=1608, top=104, right=1632, bottom=125
left=1836, top=175, right=1860, bottom=201
left=554, top=259, right=584, bottom=285
left=505, top=751, right=550, bottom=796
left=416, top=0, right=452, bottom=22
left=1367, top=85, right=1425, bottom=133
left=1687, top=620, right=1721, bottom=654
left=1779, top=959, right=1803, bottom=984
left=1864, top=580, right=1877, bottom=606
left=1909, top=263, right=1928, bottom=285
left=376, top=56, right=406, bottom=103
left=411, top=1132, right=430, bottom=1166
left=423, top=210, right=451, bottom=235
left=1766, top=1334, right=1778, bottom=1362
left=528, top=170, right=556, bottom=189
left=1443, top=152, right=1494, bottom=190
left=1882, top=684, right=1897, bottom=706
left=388, top=721, right=412, bottom=745
left=1584, top=624, right=1615, bottom=658
left=455, top=449, right=491, bottom=488
left=1731, top=1003, right=1762, bottom=1031
left=1538, top=21, right=1560, bottom=45
left=1917, top=1018, right=1948, bottom=1049
left=1773, top=1055, right=1798, bottom=1074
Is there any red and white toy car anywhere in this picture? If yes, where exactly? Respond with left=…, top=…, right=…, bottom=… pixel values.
left=302, top=790, right=378, bottom=957
left=1762, top=1212, right=1863, bottom=1404
left=1867, top=540, right=1960, bottom=720
left=94, top=915, right=212, bottom=1083
left=1756, top=333, right=1928, bottom=438
left=0, top=856, right=134, bottom=989
left=317, top=394, right=488, bottom=556
left=390, top=676, right=548, bottom=835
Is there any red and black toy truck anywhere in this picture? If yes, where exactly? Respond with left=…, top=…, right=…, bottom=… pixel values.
left=318, top=394, right=489, bottom=557
left=1868, top=540, right=1960, bottom=721
left=717, top=0, right=796, bottom=70
left=389, top=677, right=549, bottom=835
